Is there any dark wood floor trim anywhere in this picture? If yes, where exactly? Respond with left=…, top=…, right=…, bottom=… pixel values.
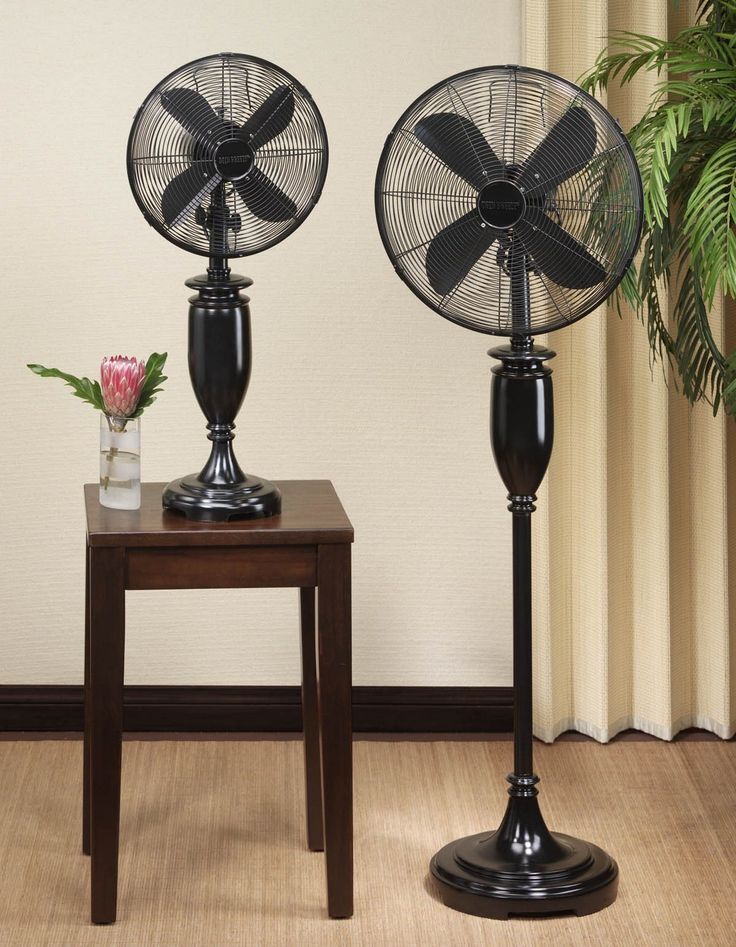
left=0, top=685, right=514, bottom=733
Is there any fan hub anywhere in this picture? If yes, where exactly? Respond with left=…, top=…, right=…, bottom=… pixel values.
left=214, top=138, right=254, bottom=181
left=477, top=180, right=526, bottom=229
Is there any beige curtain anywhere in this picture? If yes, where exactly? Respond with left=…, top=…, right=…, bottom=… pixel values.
left=522, top=0, right=736, bottom=741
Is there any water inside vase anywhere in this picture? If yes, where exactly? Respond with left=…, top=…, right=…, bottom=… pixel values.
left=100, top=449, right=141, bottom=509
left=99, top=415, right=141, bottom=510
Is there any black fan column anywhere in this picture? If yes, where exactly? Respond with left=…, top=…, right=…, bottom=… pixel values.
left=430, top=270, right=618, bottom=917
left=162, top=271, right=281, bottom=521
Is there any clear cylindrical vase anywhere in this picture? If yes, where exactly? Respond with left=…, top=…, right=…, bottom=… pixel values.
left=99, top=414, right=141, bottom=510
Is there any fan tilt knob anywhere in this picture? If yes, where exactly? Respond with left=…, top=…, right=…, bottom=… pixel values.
left=214, top=138, right=255, bottom=180
left=477, top=180, right=526, bottom=229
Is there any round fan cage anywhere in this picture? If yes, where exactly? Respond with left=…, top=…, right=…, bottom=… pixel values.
left=127, top=53, right=328, bottom=257
left=375, top=65, right=643, bottom=335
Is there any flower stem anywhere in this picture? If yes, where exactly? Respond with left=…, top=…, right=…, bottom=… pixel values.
left=102, top=414, right=127, bottom=491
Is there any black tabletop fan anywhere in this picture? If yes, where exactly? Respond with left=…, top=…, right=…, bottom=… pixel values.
left=375, top=65, right=642, bottom=918
left=128, top=53, right=328, bottom=520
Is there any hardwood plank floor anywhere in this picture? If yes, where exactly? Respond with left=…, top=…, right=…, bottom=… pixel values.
left=0, top=738, right=733, bottom=945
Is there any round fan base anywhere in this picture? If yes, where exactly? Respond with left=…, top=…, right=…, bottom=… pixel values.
left=163, top=474, right=281, bottom=522
left=430, top=830, right=618, bottom=919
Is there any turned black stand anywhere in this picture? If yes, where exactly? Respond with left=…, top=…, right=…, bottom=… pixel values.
left=163, top=269, right=281, bottom=522
left=430, top=333, right=618, bottom=918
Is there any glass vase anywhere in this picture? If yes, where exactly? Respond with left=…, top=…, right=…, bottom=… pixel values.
left=99, top=414, right=141, bottom=510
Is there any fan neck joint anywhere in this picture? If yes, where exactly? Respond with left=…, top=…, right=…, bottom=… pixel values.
left=511, top=333, right=533, bottom=352
left=185, top=272, right=253, bottom=305
left=488, top=340, right=555, bottom=377
left=208, top=257, right=231, bottom=283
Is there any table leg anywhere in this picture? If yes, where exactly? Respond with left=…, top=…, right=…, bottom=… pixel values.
left=317, top=543, right=353, bottom=919
left=300, top=586, right=324, bottom=851
left=89, top=545, right=125, bottom=924
left=83, top=540, right=90, bottom=855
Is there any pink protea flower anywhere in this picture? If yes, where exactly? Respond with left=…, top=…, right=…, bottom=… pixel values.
left=100, top=355, right=146, bottom=418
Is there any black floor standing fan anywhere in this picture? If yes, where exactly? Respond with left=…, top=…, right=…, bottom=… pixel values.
left=128, top=53, right=328, bottom=520
left=375, top=65, right=642, bottom=918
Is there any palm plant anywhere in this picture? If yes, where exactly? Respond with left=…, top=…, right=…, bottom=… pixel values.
left=581, top=0, right=736, bottom=415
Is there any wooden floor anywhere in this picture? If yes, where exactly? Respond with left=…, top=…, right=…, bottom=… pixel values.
left=0, top=738, right=734, bottom=946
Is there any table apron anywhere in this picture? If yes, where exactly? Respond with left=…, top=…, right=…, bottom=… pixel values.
left=125, top=545, right=318, bottom=590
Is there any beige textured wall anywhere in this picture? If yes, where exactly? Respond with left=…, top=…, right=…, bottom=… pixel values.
left=0, top=0, right=520, bottom=686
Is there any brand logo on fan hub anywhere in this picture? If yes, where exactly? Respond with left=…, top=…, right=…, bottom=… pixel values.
left=477, top=180, right=526, bottom=229
left=214, top=139, right=254, bottom=180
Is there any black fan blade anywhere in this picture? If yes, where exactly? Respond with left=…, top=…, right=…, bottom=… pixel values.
left=516, top=107, right=597, bottom=193
left=241, top=85, right=295, bottom=150
left=160, top=88, right=227, bottom=144
left=235, top=167, right=297, bottom=222
left=516, top=207, right=606, bottom=289
left=426, top=211, right=497, bottom=296
left=161, top=167, right=221, bottom=226
left=414, top=113, right=503, bottom=190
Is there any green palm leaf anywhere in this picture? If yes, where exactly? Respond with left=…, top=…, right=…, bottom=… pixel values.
left=582, top=0, right=736, bottom=416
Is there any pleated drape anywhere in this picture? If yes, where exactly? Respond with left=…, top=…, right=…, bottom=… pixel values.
left=522, top=0, right=736, bottom=740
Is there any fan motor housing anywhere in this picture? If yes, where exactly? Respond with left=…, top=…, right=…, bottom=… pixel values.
left=214, top=138, right=254, bottom=180
left=478, top=180, right=525, bottom=229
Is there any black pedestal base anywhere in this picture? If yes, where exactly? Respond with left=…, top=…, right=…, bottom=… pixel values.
left=430, top=828, right=618, bottom=919
left=162, top=473, right=282, bottom=522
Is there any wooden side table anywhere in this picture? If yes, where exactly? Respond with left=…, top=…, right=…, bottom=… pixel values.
left=82, top=481, right=353, bottom=924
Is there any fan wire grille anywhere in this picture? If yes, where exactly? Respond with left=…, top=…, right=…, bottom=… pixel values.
left=128, top=53, right=328, bottom=257
left=375, top=66, right=643, bottom=335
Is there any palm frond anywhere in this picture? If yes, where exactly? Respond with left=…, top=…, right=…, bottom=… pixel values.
left=581, top=3, right=736, bottom=417
left=683, top=138, right=736, bottom=303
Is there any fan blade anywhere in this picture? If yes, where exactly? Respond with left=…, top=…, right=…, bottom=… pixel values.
left=516, top=107, right=597, bottom=193
left=516, top=207, right=606, bottom=289
left=241, top=85, right=295, bottom=150
left=414, top=113, right=503, bottom=190
left=234, top=167, right=297, bottom=222
left=161, top=167, right=221, bottom=227
left=426, top=211, right=497, bottom=296
left=160, top=88, right=227, bottom=144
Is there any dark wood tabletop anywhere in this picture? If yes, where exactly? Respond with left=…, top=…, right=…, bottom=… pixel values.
left=84, top=481, right=354, bottom=547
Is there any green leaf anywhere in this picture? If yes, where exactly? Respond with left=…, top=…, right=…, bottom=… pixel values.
left=130, top=352, right=168, bottom=417
left=579, top=3, right=736, bottom=417
left=27, top=364, right=105, bottom=412
left=683, top=138, right=736, bottom=303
